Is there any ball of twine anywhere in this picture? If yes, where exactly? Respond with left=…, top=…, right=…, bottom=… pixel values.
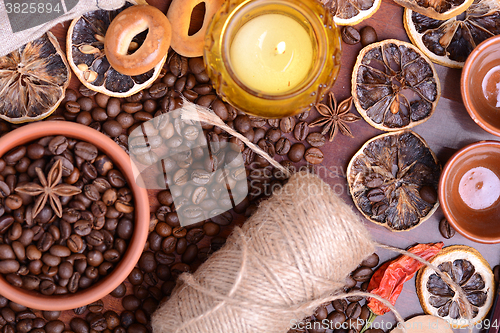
left=151, top=170, right=376, bottom=333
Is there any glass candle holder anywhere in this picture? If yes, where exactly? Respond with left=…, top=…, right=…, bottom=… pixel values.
left=204, top=0, right=342, bottom=118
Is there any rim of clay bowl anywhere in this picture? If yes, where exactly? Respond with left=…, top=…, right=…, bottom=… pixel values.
left=439, top=140, right=500, bottom=244
left=0, top=121, right=149, bottom=310
left=461, top=35, right=500, bottom=137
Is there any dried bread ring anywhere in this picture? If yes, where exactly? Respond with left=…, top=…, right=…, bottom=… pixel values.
left=105, top=5, right=171, bottom=76
left=167, top=0, right=225, bottom=57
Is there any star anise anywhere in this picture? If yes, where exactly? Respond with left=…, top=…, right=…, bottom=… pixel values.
left=309, top=92, right=360, bottom=142
left=15, top=159, right=81, bottom=218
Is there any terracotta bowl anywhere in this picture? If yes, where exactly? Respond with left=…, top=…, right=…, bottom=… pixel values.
left=461, top=35, right=500, bottom=136
left=0, top=121, right=149, bottom=310
left=439, top=141, right=500, bottom=244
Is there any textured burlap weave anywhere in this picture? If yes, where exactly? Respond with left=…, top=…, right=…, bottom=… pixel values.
left=0, top=0, right=137, bottom=57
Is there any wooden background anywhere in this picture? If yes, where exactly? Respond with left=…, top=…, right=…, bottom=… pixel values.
left=48, top=0, right=500, bottom=331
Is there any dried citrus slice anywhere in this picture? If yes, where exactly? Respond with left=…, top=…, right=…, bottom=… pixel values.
left=416, top=245, right=495, bottom=327
left=347, top=130, right=441, bottom=231
left=66, top=0, right=166, bottom=97
left=395, top=0, right=473, bottom=20
left=352, top=39, right=440, bottom=131
left=0, top=32, right=70, bottom=124
left=321, top=0, right=382, bottom=25
left=404, top=0, right=500, bottom=68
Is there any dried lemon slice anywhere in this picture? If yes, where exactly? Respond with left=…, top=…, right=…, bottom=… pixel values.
left=321, top=0, right=382, bottom=25
left=351, top=39, right=440, bottom=131
left=0, top=32, right=70, bottom=124
left=66, top=0, right=166, bottom=97
left=347, top=130, right=441, bottom=231
left=395, top=0, right=473, bottom=20
left=416, top=245, right=495, bottom=328
left=404, top=0, right=500, bottom=68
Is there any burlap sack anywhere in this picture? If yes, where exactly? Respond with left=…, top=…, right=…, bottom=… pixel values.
left=0, top=0, right=126, bottom=57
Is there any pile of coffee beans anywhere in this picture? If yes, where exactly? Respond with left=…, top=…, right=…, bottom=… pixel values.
left=0, top=136, right=134, bottom=295
left=288, top=253, right=380, bottom=333
left=0, top=296, right=48, bottom=333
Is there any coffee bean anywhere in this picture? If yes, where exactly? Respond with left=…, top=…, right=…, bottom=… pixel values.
left=110, top=282, right=126, bottom=298
left=188, top=57, right=205, bottom=74
left=103, top=120, right=123, bottom=138
left=439, top=218, right=456, bottom=239
left=294, top=122, right=309, bottom=141
left=211, top=211, right=233, bottom=226
left=346, top=302, right=362, bottom=319
left=170, top=53, right=188, bottom=77
left=150, top=83, right=168, bottom=99
left=234, top=115, right=251, bottom=133
left=327, top=311, right=346, bottom=330
left=360, top=26, right=378, bottom=46
left=352, top=266, right=372, bottom=282
left=88, top=299, right=104, bottom=313
left=274, top=138, right=291, bottom=156
left=186, top=228, right=204, bottom=244
left=288, top=143, right=305, bottom=162
left=279, top=117, right=295, bottom=133
left=45, top=320, right=65, bottom=333
left=49, top=245, right=71, bottom=257
left=332, top=299, right=347, bottom=313
left=313, top=305, right=328, bottom=321
left=346, top=287, right=364, bottom=302
left=74, top=142, right=98, bottom=161
left=0, top=244, right=15, bottom=260
left=361, top=253, right=379, bottom=268
left=304, top=147, right=324, bottom=164
left=420, top=185, right=437, bottom=204
left=139, top=251, right=156, bottom=273
left=0, top=260, right=19, bottom=274
left=345, top=275, right=357, bottom=289
left=65, top=101, right=81, bottom=114
left=122, top=295, right=141, bottom=311
left=265, top=128, right=281, bottom=143
left=70, top=317, right=89, bottom=333
left=306, top=132, right=326, bottom=147
left=6, top=274, right=22, bottom=287
left=122, top=102, right=143, bottom=114
left=342, top=26, right=361, bottom=45
left=105, top=98, right=120, bottom=118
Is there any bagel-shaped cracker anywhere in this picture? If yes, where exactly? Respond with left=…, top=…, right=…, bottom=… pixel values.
left=105, top=5, right=171, bottom=76
left=167, top=0, right=225, bottom=57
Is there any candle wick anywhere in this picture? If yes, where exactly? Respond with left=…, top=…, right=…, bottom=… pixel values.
left=276, top=41, right=286, bottom=55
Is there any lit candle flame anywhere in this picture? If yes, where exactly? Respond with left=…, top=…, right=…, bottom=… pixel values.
left=275, top=41, right=286, bottom=55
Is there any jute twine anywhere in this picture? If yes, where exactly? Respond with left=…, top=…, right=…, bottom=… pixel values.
left=151, top=100, right=474, bottom=333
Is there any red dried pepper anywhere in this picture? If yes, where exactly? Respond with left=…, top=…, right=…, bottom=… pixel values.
left=367, top=242, right=444, bottom=316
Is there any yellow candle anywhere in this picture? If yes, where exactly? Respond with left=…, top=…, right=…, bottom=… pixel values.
left=229, top=13, right=313, bottom=94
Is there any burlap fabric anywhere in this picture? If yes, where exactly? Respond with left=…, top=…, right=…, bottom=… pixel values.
left=0, top=0, right=126, bottom=57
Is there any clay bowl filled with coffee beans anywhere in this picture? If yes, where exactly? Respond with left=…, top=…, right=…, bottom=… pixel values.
left=0, top=121, right=149, bottom=310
